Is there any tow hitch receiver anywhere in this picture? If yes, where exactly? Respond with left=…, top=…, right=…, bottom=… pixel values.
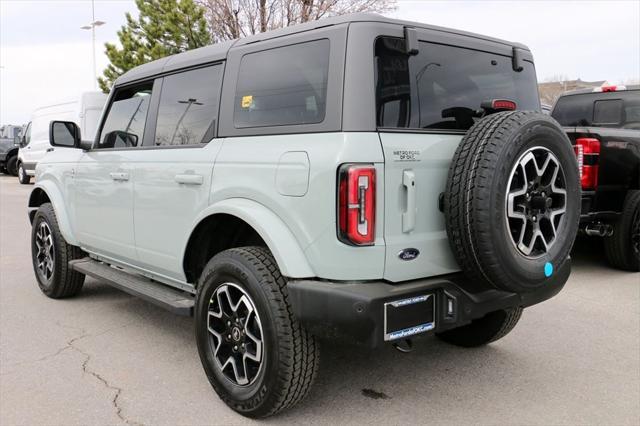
left=384, top=294, right=435, bottom=341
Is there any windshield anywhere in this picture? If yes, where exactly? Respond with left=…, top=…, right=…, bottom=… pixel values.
left=375, top=37, right=540, bottom=131
left=552, top=91, right=640, bottom=129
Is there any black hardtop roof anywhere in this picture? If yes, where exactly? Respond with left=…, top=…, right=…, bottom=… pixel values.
left=115, top=12, right=530, bottom=86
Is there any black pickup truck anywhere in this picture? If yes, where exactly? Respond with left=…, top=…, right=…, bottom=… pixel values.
left=552, top=85, right=640, bottom=271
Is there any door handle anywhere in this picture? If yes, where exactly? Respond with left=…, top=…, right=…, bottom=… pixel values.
left=110, top=172, right=129, bottom=181
left=175, top=173, right=203, bottom=185
left=402, top=170, right=416, bottom=233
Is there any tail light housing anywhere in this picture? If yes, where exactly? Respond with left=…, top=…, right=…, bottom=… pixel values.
left=338, top=164, right=376, bottom=245
left=574, top=137, right=600, bottom=189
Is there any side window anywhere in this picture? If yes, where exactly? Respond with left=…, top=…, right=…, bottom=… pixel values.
left=98, top=82, right=153, bottom=149
left=593, top=99, right=623, bottom=126
left=23, top=122, right=32, bottom=145
left=234, top=39, right=330, bottom=128
left=153, top=64, right=223, bottom=146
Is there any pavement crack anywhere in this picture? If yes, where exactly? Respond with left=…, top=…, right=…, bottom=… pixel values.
left=70, top=341, right=143, bottom=426
left=3, top=321, right=142, bottom=425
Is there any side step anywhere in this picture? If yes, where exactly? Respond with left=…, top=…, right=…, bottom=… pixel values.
left=69, top=258, right=194, bottom=316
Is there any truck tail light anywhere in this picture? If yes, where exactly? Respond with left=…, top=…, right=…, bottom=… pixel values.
left=338, top=164, right=376, bottom=245
left=574, top=137, right=600, bottom=190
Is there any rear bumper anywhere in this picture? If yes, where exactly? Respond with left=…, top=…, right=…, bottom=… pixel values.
left=287, top=260, right=570, bottom=348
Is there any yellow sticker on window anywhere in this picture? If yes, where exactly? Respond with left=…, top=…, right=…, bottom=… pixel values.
left=241, top=95, right=253, bottom=108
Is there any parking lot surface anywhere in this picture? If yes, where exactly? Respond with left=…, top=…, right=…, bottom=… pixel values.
left=1, top=174, right=639, bottom=425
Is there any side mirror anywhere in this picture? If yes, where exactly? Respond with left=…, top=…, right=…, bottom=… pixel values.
left=49, top=121, right=81, bottom=148
left=14, top=136, right=21, bottom=146
left=102, top=130, right=138, bottom=149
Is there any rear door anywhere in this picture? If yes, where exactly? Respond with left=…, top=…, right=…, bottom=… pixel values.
left=374, top=33, right=541, bottom=282
left=130, top=64, right=224, bottom=283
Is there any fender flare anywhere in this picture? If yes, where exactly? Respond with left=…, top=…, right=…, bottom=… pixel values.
left=187, top=198, right=315, bottom=278
left=28, top=182, right=78, bottom=246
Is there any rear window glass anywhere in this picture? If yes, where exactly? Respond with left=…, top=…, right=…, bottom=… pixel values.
left=593, top=99, right=623, bottom=125
left=234, top=39, right=330, bottom=128
left=375, top=37, right=540, bottom=131
left=552, top=91, right=640, bottom=129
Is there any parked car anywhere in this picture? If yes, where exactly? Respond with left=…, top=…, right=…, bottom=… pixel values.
left=0, top=124, right=24, bottom=175
left=27, top=13, right=580, bottom=418
left=17, top=92, right=107, bottom=184
left=552, top=85, right=640, bottom=271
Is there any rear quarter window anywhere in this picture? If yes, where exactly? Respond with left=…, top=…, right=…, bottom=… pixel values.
left=234, top=39, right=330, bottom=128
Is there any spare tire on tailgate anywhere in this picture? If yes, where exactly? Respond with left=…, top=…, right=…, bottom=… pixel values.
left=444, top=111, right=580, bottom=293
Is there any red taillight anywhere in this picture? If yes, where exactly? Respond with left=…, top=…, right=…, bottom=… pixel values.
left=574, top=137, right=600, bottom=189
left=337, top=164, right=376, bottom=245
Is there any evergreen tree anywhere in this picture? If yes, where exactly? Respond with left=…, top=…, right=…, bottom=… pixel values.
left=98, top=0, right=211, bottom=93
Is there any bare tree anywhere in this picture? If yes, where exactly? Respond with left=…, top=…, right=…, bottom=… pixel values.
left=198, top=0, right=396, bottom=42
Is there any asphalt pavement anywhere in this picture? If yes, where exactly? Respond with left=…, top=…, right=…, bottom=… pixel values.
left=1, top=174, right=639, bottom=425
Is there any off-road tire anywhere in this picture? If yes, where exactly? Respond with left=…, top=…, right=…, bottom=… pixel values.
left=31, top=203, right=85, bottom=298
left=18, top=163, right=31, bottom=184
left=195, top=246, right=319, bottom=418
left=444, top=111, right=580, bottom=293
left=604, top=190, right=640, bottom=271
left=6, top=154, right=18, bottom=176
left=436, top=307, right=523, bottom=347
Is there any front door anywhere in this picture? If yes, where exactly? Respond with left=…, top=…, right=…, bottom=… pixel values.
left=74, top=81, right=154, bottom=263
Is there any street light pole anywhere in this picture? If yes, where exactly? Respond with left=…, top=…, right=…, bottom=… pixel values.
left=81, top=0, right=105, bottom=90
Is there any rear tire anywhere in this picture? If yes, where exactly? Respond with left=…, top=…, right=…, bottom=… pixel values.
left=6, top=154, right=18, bottom=176
left=18, top=163, right=31, bottom=184
left=31, top=203, right=85, bottom=298
left=195, top=246, right=319, bottom=418
left=436, top=307, right=523, bottom=347
left=604, top=191, right=640, bottom=271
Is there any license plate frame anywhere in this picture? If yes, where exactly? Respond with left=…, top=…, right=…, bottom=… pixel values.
left=383, top=294, right=435, bottom=341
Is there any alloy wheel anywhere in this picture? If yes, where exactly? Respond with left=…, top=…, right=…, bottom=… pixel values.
left=207, top=283, right=264, bottom=386
left=35, top=221, right=55, bottom=282
left=506, top=147, right=568, bottom=258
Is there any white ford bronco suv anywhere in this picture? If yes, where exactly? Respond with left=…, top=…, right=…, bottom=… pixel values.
left=28, top=13, right=580, bottom=418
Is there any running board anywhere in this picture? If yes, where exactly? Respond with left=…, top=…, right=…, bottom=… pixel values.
left=69, top=258, right=194, bottom=316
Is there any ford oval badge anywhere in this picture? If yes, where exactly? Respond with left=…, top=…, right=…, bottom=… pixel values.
left=398, top=248, right=420, bottom=261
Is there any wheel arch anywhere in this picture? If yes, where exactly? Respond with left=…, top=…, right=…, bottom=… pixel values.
left=28, top=183, right=78, bottom=245
left=183, top=198, right=315, bottom=284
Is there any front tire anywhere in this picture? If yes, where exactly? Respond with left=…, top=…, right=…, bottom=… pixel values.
left=604, top=191, right=640, bottom=271
left=6, top=154, right=18, bottom=176
left=31, top=203, right=85, bottom=298
left=18, top=163, right=31, bottom=184
left=195, top=247, right=319, bottom=418
left=436, top=307, right=523, bottom=347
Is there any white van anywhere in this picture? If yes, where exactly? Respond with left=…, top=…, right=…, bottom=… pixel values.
left=17, top=92, right=107, bottom=184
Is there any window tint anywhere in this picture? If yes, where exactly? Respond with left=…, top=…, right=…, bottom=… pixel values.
left=551, top=94, right=594, bottom=126
left=234, top=39, right=330, bottom=128
left=98, top=83, right=153, bottom=149
left=593, top=99, right=623, bottom=125
left=375, top=37, right=540, bottom=131
left=153, top=65, right=223, bottom=146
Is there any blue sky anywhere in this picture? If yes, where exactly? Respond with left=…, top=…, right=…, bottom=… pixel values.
left=1, top=0, right=639, bottom=124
